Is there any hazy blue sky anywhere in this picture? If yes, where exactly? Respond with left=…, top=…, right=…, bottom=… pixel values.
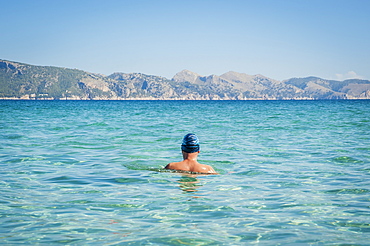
left=1, top=0, right=369, bottom=80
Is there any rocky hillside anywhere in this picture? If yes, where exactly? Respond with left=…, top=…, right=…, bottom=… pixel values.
left=1, top=59, right=370, bottom=100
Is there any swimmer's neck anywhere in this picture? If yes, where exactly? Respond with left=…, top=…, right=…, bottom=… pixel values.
left=182, top=151, right=199, bottom=161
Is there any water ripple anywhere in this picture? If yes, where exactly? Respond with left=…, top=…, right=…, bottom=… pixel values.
left=1, top=100, right=369, bottom=245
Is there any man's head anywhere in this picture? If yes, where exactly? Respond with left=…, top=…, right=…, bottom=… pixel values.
left=181, top=133, right=200, bottom=153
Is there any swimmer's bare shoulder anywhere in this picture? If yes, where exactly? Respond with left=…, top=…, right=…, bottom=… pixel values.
left=165, top=162, right=218, bottom=174
left=198, top=164, right=218, bottom=174
left=164, top=162, right=176, bottom=170
left=164, top=161, right=188, bottom=172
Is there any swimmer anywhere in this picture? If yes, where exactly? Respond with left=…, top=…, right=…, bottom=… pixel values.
left=165, top=133, right=217, bottom=174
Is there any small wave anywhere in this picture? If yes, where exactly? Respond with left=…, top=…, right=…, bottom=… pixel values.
left=331, top=156, right=364, bottom=164
left=67, top=200, right=95, bottom=204
left=51, top=126, right=70, bottom=131
left=46, top=176, right=90, bottom=185
left=355, top=147, right=370, bottom=151
left=98, top=203, right=144, bottom=208
left=86, top=122, right=109, bottom=127
left=5, top=156, right=46, bottom=163
left=113, top=177, right=148, bottom=184
left=123, top=161, right=157, bottom=171
left=137, top=237, right=217, bottom=245
left=1, top=134, right=23, bottom=139
left=155, top=137, right=172, bottom=142
left=359, top=168, right=370, bottom=173
left=324, top=188, right=370, bottom=194
left=329, top=220, right=370, bottom=232
left=235, top=170, right=266, bottom=176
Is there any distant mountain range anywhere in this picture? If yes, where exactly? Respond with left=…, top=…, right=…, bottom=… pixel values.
left=1, top=59, right=370, bottom=100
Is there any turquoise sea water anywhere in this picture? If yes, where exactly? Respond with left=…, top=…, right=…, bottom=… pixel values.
left=1, top=100, right=369, bottom=245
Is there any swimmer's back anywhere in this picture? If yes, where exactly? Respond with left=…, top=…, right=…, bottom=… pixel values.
left=165, top=161, right=217, bottom=174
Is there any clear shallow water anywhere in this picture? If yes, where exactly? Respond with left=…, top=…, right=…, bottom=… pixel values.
left=1, top=100, right=369, bottom=245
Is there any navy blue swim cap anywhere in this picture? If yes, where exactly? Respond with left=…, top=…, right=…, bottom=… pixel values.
left=181, top=133, right=200, bottom=153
